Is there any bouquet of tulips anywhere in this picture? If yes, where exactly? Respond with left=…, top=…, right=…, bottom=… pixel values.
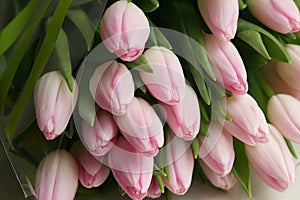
left=1, top=0, right=300, bottom=199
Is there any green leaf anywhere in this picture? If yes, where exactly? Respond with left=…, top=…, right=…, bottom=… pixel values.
left=5, top=0, right=73, bottom=140
left=237, top=30, right=271, bottom=60
left=0, top=0, right=41, bottom=55
left=55, top=28, right=74, bottom=91
left=238, top=0, right=247, bottom=10
left=67, top=9, right=95, bottom=51
left=294, top=0, right=300, bottom=10
left=70, top=0, right=94, bottom=7
left=191, top=138, right=199, bottom=159
left=132, top=0, right=159, bottom=12
left=190, top=66, right=211, bottom=105
left=147, top=20, right=172, bottom=49
left=232, top=138, right=252, bottom=198
left=0, top=55, right=7, bottom=77
left=155, top=175, right=165, bottom=193
left=238, top=19, right=291, bottom=63
left=125, top=54, right=153, bottom=73
left=0, top=0, right=51, bottom=112
left=285, top=138, right=298, bottom=159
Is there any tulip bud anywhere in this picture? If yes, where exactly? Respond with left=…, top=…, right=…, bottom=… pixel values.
left=267, top=94, right=300, bottom=143
left=140, top=46, right=186, bottom=105
left=247, top=0, right=300, bottom=34
left=204, top=34, right=248, bottom=95
left=89, top=60, right=134, bottom=115
left=276, top=44, right=300, bottom=92
left=100, top=0, right=150, bottom=61
left=160, top=85, right=200, bottom=141
left=147, top=177, right=162, bottom=199
left=108, top=137, right=153, bottom=200
left=245, top=124, right=295, bottom=192
left=81, top=110, right=118, bottom=156
left=197, top=0, right=238, bottom=41
left=223, top=94, right=269, bottom=145
left=262, top=63, right=300, bottom=100
left=199, top=160, right=236, bottom=191
left=71, top=141, right=110, bottom=188
left=34, top=150, right=78, bottom=200
left=115, top=97, right=164, bottom=156
left=34, top=71, right=78, bottom=140
left=162, top=131, right=194, bottom=195
left=199, top=123, right=235, bottom=177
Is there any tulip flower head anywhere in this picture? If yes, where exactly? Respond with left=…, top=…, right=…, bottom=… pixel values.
left=146, top=177, right=162, bottom=199
left=197, top=0, right=239, bottom=41
left=223, top=94, right=269, bottom=145
left=115, top=97, right=164, bottom=156
left=89, top=60, right=135, bottom=115
left=100, top=0, right=150, bottom=61
left=204, top=34, right=248, bottom=95
left=245, top=124, right=295, bottom=192
left=71, top=141, right=110, bottom=189
left=81, top=110, right=118, bottom=156
left=160, top=85, right=200, bottom=141
left=108, top=137, right=153, bottom=200
left=247, top=0, right=300, bottom=34
left=35, top=150, right=78, bottom=200
left=267, top=94, right=300, bottom=143
left=34, top=71, right=78, bottom=140
left=140, top=46, right=186, bottom=105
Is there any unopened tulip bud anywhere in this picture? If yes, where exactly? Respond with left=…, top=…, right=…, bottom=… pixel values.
left=115, top=97, right=164, bottom=156
left=248, top=0, right=300, bottom=34
left=197, top=0, right=238, bottom=41
left=82, top=110, right=118, bottom=156
left=71, top=141, right=110, bottom=188
left=147, top=177, right=162, bottom=199
left=100, top=0, right=150, bottom=61
left=162, top=131, right=194, bottom=195
left=204, top=34, right=248, bottom=95
left=199, top=161, right=236, bottom=191
left=35, top=150, right=78, bottom=200
left=276, top=44, right=300, bottom=92
left=245, top=124, right=295, bottom=192
left=140, top=46, right=186, bottom=105
left=199, top=123, right=234, bottom=177
left=160, top=85, right=200, bottom=141
left=89, top=60, right=134, bottom=115
left=224, top=94, right=269, bottom=145
left=34, top=71, right=78, bottom=140
left=108, top=137, right=153, bottom=200
left=267, top=94, right=300, bottom=143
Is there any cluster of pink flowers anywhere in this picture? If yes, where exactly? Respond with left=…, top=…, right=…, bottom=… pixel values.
left=32, top=0, right=300, bottom=200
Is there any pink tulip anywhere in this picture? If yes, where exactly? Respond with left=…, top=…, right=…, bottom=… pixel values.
left=197, top=0, right=238, bottom=41
left=223, top=94, right=269, bottom=145
left=100, top=0, right=150, bottom=61
left=160, top=85, right=200, bottom=141
left=140, top=46, right=186, bottom=105
left=34, top=71, right=78, bottom=140
left=276, top=44, right=300, bottom=92
left=146, top=177, right=162, bottom=199
left=115, top=97, right=164, bottom=156
left=81, top=109, right=118, bottom=156
left=199, top=161, right=236, bottom=191
left=245, top=124, right=295, bottom=192
left=262, top=63, right=300, bottom=100
left=162, top=131, right=194, bottom=195
left=247, top=0, right=300, bottom=34
left=34, top=150, right=78, bottom=200
left=204, top=34, right=248, bottom=95
left=267, top=94, right=300, bottom=143
left=108, top=137, right=153, bottom=200
left=199, top=123, right=234, bottom=177
left=89, top=60, right=134, bottom=115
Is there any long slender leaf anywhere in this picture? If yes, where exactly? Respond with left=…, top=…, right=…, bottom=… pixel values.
left=132, top=0, right=159, bottom=13
left=0, top=0, right=41, bottom=55
left=0, top=55, right=6, bottom=77
left=5, top=0, right=73, bottom=140
left=0, top=0, right=51, bottom=112
left=55, top=28, right=74, bottom=91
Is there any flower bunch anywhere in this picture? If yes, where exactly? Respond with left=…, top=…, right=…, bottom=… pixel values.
left=1, top=0, right=300, bottom=200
